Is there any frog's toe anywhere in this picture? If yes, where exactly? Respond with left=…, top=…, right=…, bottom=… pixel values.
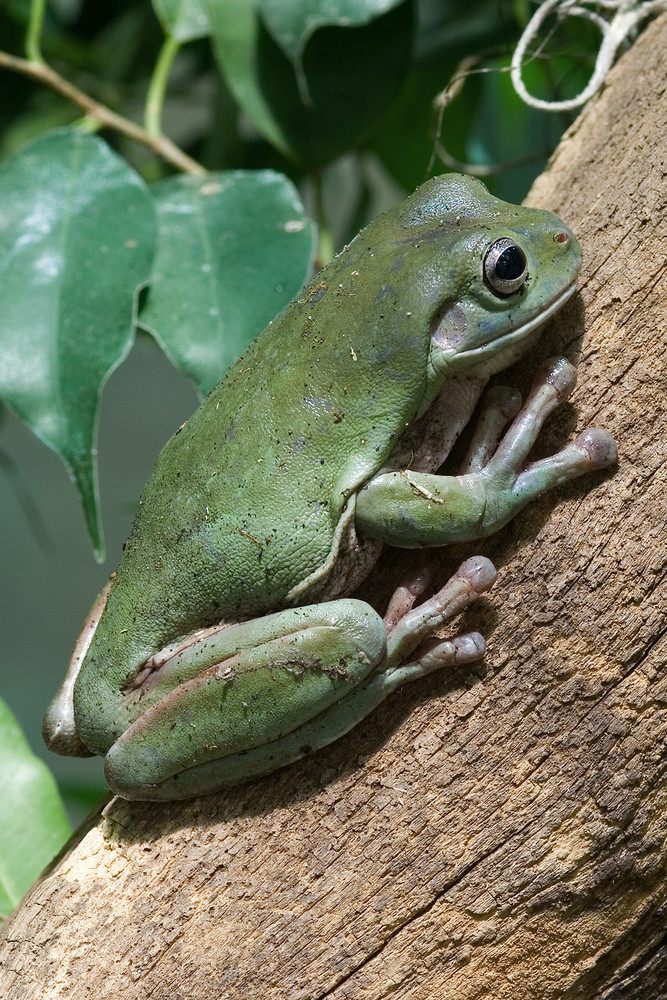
left=574, top=428, right=618, bottom=469
left=538, top=355, right=577, bottom=398
left=456, top=554, right=497, bottom=594
left=460, top=385, right=522, bottom=474
left=383, top=566, right=431, bottom=630
left=381, top=624, right=489, bottom=692
left=416, top=630, right=486, bottom=673
left=487, top=356, right=578, bottom=471
left=517, top=425, right=617, bottom=497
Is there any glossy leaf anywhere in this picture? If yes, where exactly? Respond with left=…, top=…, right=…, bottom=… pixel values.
left=139, top=171, right=316, bottom=396
left=206, top=0, right=412, bottom=166
left=205, top=0, right=284, bottom=154
left=152, top=0, right=210, bottom=42
left=258, top=0, right=404, bottom=63
left=0, top=697, right=71, bottom=916
left=0, top=130, right=157, bottom=559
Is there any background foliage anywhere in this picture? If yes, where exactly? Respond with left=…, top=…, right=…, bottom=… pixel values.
left=0, top=0, right=598, bottom=912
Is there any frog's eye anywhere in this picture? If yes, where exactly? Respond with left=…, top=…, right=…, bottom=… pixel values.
left=483, top=238, right=528, bottom=297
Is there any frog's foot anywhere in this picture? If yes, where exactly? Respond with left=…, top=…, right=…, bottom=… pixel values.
left=356, top=357, right=616, bottom=548
left=471, top=357, right=617, bottom=494
left=383, top=555, right=496, bottom=679
left=204, top=557, right=497, bottom=799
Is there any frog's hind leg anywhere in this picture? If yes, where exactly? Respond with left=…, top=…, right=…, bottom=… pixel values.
left=103, top=600, right=389, bottom=800
left=112, top=557, right=496, bottom=801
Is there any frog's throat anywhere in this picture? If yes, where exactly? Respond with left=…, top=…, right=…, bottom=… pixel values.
left=285, top=497, right=358, bottom=604
left=441, top=280, right=578, bottom=372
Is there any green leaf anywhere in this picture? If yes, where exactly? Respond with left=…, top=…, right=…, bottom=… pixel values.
left=139, top=171, right=316, bottom=397
left=205, top=0, right=285, bottom=154
left=258, top=0, right=405, bottom=64
left=206, top=0, right=413, bottom=167
left=152, top=0, right=211, bottom=42
left=0, top=698, right=71, bottom=916
left=0, top=129, right=157, bottom=560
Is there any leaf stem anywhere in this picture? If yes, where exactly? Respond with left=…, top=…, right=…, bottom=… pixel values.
left=0, top=49, right=207, bottom=175
left=144, top=33, right=181, bottom=138
left=25, top=0, right=46, bottom=63
left=312, top=173, right=333, bottom=269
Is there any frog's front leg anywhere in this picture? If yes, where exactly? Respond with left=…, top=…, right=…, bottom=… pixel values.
left=355, top=357, right=617, bottom=547
left=103, top=558, right=495, bottom=800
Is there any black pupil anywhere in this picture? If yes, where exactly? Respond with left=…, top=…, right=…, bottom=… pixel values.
left=495, top=244, right=525, bottom=280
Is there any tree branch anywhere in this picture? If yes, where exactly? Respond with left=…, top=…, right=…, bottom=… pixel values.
left=0, top=50, right=207, bottom=176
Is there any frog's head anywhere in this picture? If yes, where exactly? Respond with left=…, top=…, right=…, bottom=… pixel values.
left=389, top=173, right=582, bottom=380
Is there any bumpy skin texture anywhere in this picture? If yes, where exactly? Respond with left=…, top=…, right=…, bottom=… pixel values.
left=44, top=173, right=609, bottom=799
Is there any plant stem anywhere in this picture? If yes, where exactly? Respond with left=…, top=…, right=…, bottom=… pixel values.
left=0, top=50, right=207, bottom=175
left=312, top=172, right=333, bottom=270
left=25, top=0, right=46, bottom=63
left=144, top=33, right=181, bottom=138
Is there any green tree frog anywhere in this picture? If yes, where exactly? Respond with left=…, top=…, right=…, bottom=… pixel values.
left=43, top=174, right=616, bottom=800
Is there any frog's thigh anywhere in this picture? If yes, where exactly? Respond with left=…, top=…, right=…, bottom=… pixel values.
left=126, top=673, right=400, bottom=801
left=104, top=600, right=386, bottom=799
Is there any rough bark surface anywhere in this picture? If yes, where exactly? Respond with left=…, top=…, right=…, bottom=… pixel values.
left=2, top=16, right=666, bottom=999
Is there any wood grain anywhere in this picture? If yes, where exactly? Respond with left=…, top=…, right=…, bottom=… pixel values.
left=1, top=15, right=666, bottom=998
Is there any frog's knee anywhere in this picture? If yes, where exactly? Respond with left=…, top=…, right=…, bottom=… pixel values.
left=321, top=597, right=387, bottom=664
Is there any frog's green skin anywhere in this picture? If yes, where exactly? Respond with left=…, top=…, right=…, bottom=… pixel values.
left=43, top=174, right=616, bottom=800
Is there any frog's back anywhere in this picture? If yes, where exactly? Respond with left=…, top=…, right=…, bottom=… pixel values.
left=111, top=215, right=438, bottom=649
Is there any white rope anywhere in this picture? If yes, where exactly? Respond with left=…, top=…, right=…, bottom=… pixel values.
left=510, top=0, right=667, bottom=111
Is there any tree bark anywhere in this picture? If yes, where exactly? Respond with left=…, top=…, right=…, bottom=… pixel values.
left=2, top=15, right=666, bottom=999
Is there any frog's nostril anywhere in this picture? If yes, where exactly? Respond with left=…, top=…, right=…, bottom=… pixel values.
left=554, top=231, right=569, bottom=244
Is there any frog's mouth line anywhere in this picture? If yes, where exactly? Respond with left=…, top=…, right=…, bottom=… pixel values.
left=452, top=280, right=579, bottom=365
